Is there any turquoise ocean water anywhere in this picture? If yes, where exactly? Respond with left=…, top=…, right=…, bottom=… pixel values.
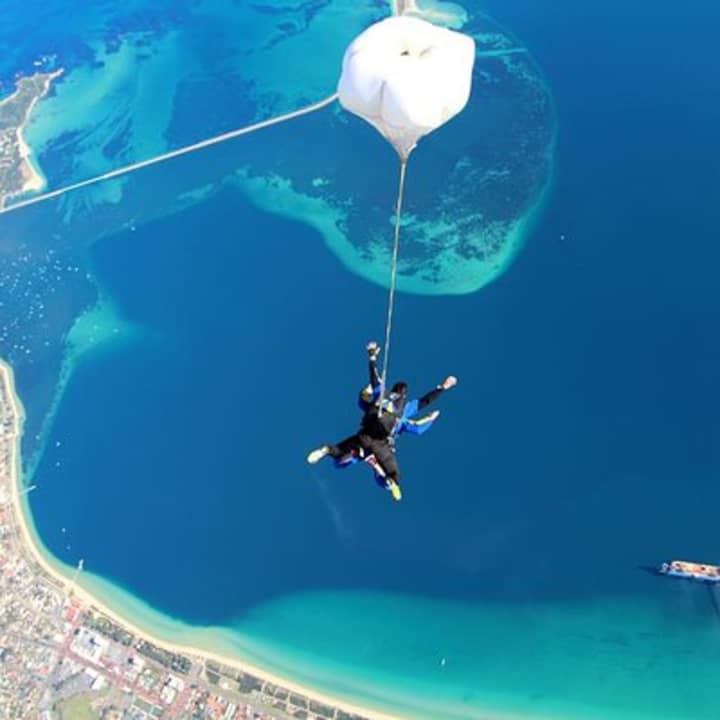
left=2, top=0, right=720, bottom=718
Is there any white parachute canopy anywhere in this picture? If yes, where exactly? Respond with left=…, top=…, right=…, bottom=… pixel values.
left=337, top=16, right=476, bottom=159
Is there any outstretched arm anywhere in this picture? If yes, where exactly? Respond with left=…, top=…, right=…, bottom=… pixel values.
left=418, top=375, right=457, bottom=410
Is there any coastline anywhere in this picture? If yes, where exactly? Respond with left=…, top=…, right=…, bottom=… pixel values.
left=17, top=110, right=45, bottom=192
left=0, top=358, right=403, bottom=720
left=4, top=69, right=62, bottom=198
left=22, top=69, right=64, bottom=192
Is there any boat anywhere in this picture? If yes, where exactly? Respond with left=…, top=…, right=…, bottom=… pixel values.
left=658, top=560, right=720, bottom=583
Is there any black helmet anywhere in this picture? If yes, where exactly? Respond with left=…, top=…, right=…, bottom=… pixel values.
left=391, top=381, right=408, bottom=395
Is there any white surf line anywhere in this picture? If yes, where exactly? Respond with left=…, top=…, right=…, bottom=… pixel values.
left=477, top=48, right=528, bottom=57
left=0, top=92, right=339, bottom=216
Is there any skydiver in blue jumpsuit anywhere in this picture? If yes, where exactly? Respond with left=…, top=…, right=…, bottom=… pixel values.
left=306, top=341, right=457, bottom=501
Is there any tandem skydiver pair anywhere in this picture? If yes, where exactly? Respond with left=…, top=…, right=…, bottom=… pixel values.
left=306, top=341, right=457, bottom=502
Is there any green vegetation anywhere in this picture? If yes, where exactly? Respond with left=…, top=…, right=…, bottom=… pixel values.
left=58, top=695, right=98, bottom=720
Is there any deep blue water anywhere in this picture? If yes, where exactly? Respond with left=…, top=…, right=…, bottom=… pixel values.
left=5, top=0, right=720, bottom=716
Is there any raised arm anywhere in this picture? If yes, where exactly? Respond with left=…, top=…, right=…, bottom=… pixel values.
left=366, top=341, right=382, bottom=389
left=418, top=375, right=457, bottom=410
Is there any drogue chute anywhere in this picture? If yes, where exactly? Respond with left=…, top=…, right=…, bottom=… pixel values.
left=337, top=15, right=476, bottom=160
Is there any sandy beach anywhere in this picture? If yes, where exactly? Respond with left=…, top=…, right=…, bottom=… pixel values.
left=17, top=121, right=45, bottom=193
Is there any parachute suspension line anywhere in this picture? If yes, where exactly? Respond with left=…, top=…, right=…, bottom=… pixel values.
left=0, top=92, right=339, bottom=216
left=378, top=156, right=408, bottom=415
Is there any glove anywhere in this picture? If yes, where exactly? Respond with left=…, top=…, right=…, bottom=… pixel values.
left=441, top=376, right=458, bottom=390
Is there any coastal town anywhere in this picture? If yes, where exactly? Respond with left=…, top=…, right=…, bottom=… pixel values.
left=0, top=363, right=375, bottom=720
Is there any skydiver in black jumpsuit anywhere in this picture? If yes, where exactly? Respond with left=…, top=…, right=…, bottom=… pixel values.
left=307, top=341, right=457, bottom=497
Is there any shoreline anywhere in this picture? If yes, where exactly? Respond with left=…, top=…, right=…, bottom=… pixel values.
left=0, top=359, right=403, bottom=720
left=17, top=113, right=45, bottom=192
left=21, top=69, right=63, bottom=192
left=7, top=69, right=62, bottom=197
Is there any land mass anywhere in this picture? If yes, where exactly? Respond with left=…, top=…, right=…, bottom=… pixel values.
left=0, top=361, right=389, bottom=720
left=0, top=70, right=62, bottom=210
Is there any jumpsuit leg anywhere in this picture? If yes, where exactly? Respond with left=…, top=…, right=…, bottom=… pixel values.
left=326, top=434, right=362, bottom=459
left=360, top=436, right=400, bottom=483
